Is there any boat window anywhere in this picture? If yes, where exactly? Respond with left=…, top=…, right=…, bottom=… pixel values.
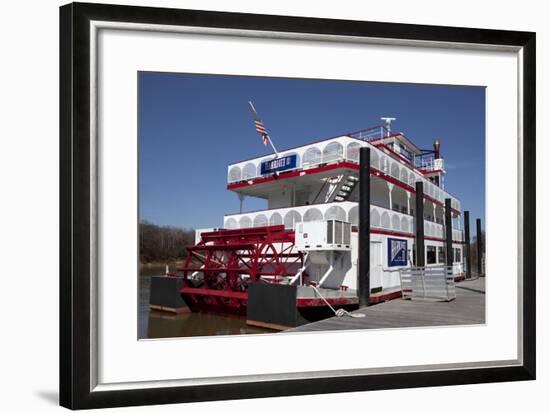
left=225, top=218, right=238, bottom=229
left=228, top=166, right=242, bottom=182
left=346, top=142, right=361, bottom=162
left=269, top=212, right=283, bottom=226
left=401, top=216, right=409, bottom=233
left=370, top=208, right=380, bottom=227
left=409, top=171, right=416, bottom=186
left=242, top=162, right=257, bottom=180
left=239, top=216, right=252, bottom=228
left=303, top=208, right=323, bottom=222
left=426, top=246, right=436, bottom=264
left=380, top=155, right=389, bottom=173
left=391, top=214, right=400, bottom=230
left=283, top=210, right=301, bottom=229
left=322, top=142, right=344, bottom=164
left=324, top=205, right=346, bottom=221
left=400, top=168, right=408, bottom=184
left=370, top=149, right=379, bottom=169
left=381, top=211, right=390, bottom=229
left=390, top=162, right=400, bottom=179
left=253, top=214, right=268, bottom=227
left=438, top=246, right=446, bottom=264
left=454, top=247, right=462, bottom=263
left=302, top=147, right=322, bottom=167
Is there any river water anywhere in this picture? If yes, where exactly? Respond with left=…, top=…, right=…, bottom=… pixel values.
left=139, top=265, right=272, bottom=338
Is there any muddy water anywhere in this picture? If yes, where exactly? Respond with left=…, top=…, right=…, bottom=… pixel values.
left=139, top=265, right=271, bottom=338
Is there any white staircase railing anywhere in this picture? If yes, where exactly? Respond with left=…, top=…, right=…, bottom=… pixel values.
left=325, top=174, right=359, bottom=203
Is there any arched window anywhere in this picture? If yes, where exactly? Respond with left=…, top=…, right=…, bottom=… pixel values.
left=322, top=141, right=344, bottom=164
left=380, top=156, right=389, bottom=173
left=392, top=214, right=401, bottom=231
left=225, top=218, right=238, bottom=229
left=253, top=214, right=268, bottom=227
left=390, top=162, right=400, bottom=179
left=239, top=216, right=252, bottom=228
left=283, top=210, right=302, bottom=229
left=409, top=172, right=416, bottom=186
left=427, top=182, right=434, bottom=197
left=303, top=208, right=323, bottom=222
left=346, top=142, right=361, bottom=162
left=269, top=212, right=283, bottom=226
left=302, top=146, right=322, bottom=167
left=228, top=166, right=242, bottom=182
left=401, top=216, right=410, bottom=233
left=400, top=168, right=408, bottom=184
left=370, top=208, right=381, bottom=227
left=324, top=205, right=346, bottom=221
left=242, top=162, right=257, bottom=180
left=370, top=150, right=380, bottom=169
left=381, top=211, right=390, bottom=229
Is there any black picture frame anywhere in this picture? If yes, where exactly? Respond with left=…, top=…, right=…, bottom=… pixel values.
left=60, top=2, right=536, bottom=410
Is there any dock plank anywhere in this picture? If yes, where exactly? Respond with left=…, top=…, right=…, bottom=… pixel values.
left=287, top=278, right=485, bottom=332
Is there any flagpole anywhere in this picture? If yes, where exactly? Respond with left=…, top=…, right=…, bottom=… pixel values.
left=248, top=101, right=280, bottom=157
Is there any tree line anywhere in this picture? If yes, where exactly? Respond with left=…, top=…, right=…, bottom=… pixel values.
left=139, top=221, right=195, bottom=263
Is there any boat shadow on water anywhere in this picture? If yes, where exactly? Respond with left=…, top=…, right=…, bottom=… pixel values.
left=146, top=310, right=272, bottom=338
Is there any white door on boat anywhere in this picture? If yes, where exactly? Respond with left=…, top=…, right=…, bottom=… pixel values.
left=370, top=241, right=383, bottom=290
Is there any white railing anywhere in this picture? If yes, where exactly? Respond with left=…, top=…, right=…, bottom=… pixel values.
left=224, top=201, right=463, bottom=241
left=224, top=201, right=356, bottom=230
left=226, top=135, right=461, bottom=212
left=369, top=204, right=414, bottom=235
left=424, top=220, right=464, bottom=242
left=424, top=220, right=445, bottom=239
left=224, top=201, right=414, bottom=235
left=224, top=201, right=463, bottom=242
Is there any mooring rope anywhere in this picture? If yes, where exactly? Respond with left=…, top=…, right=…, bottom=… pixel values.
left=310, top=285, right=366, bottom=318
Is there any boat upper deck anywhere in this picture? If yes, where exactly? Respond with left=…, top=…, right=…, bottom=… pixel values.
left=226, top=126, right=461, bottom=212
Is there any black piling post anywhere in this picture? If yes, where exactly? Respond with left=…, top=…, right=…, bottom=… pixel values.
left=476, top=218, right=483, bottom=276
left=445, top=198, right=453, bottom=269
left=415, top=182, right=425, bottom=267
left=464, top=211, right=471, bottom=279
left=358, top=147, right=370, bottom=307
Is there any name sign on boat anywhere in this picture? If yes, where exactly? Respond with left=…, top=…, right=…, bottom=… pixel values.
left=260, top=154, right=297, bottom=175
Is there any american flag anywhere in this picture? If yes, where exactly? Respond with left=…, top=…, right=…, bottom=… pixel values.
left=249, top=102, right=271, bottom=146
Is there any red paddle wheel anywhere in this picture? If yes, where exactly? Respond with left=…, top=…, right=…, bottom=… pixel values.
left=173, top=225, right=304, bottom=315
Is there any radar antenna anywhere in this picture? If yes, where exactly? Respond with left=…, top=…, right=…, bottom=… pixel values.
left=380, top=117, right=396, bottom=137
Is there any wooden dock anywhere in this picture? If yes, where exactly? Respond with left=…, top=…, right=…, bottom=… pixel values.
left=287, top=277, right=485, bottom=332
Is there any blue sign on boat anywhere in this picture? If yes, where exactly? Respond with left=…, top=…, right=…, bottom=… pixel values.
left=260, top=154, right=297, bottom=175
left=387, top=238, right=408, bottom=267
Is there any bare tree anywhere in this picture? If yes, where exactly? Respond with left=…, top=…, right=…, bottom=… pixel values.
left=139, top=220, right=195, bottom=263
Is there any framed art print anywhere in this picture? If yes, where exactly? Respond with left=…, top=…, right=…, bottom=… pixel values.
left=60, top=2, right=536, bottom=409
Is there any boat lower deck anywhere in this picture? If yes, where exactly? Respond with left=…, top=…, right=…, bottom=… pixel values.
left=286, top=277, right=485, bottom=332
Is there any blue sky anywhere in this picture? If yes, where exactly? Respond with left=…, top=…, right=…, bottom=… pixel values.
left=139, top=72, right=485, bottom=230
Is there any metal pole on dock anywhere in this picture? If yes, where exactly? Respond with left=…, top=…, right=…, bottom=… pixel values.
left=415, top=182, right=425, bottom=267
left=476, top=218, right=483, bottom=276
left=464, top=211, right=471, bottom=279
left=358, top=147, right=370, bottom=307
left=445, top=198, right=453, bottom=269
